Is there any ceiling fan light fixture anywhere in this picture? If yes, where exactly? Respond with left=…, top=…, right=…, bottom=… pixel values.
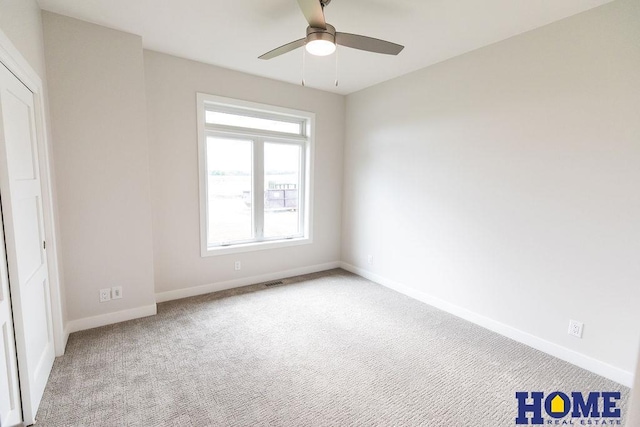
left=305, top=32, right=336, bottom=56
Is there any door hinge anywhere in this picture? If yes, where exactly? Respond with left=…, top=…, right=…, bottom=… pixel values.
left=43, top=240, right=46, bottom=250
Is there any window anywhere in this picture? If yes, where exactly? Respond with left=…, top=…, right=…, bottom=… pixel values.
left=197, top=94, right=314, bottom=256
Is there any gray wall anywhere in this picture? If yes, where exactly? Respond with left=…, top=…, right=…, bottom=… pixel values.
left=143, top=50, right=344, bottom=295
left=0, top=0, right=46, bottom=78
left=42, top=12, right=156, bottom=321
left=342, top=0, right=640, bottom=375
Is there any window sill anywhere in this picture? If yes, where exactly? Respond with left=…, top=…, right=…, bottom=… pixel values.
left=201, top=236, right=312, bottom=257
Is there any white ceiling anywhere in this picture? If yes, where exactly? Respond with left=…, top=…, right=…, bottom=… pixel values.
left=36, top=0, right=612, bottom=95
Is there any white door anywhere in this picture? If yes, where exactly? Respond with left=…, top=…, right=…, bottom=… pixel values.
left=0, top=63, right=55, bottom=425
left=0, top=209, right=21, bottom=427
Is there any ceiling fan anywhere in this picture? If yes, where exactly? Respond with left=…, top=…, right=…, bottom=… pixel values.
left=259, top=0, right=404, bottom=60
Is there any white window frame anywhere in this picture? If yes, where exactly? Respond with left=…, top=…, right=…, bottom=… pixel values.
left=197, top=93, right=314, bottom=256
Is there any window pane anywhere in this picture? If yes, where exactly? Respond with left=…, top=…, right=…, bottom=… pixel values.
left=264, top=143, right=301, bottom=239
left=206, top=137, right=253, bottom=245
left=205, top=111, right=301, bottom=135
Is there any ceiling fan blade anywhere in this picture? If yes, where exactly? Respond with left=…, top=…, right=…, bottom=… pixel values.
left=335, top=33, right=404, bottom=55
left=259, top=38, right=306, bottom=60
left=296, top=0, right=326, bottom=29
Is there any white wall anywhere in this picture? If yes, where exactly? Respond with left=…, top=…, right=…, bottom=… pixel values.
left=342, top=0, right=640, bottom=379
left=42, top=12, right=156, bottom=322
left=143, top=51, right=344, bottom=297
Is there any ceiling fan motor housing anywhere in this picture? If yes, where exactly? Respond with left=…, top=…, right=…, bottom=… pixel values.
left=306, top=23, right=336, bottom=45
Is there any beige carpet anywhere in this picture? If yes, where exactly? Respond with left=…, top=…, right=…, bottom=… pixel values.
left=36, top=269, right=628, bottom=426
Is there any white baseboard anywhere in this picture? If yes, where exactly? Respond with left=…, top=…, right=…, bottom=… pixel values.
left=66, top=304, right=158, bottom=334
left=340, top=262, right=634, bottom=387
left=64, top=262, right=340, bottom=339
left=155, top=261, right=342, bottom=303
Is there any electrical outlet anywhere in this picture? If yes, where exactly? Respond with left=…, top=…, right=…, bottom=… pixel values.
left=234, top=261, right=241, bottom=271
left=99, top=288, right=111, bottom=303
left=112, top=286, right=123, bottom=299
left=568, top=319, right=584, bottom=338
left=367, top=255, right=373, bottom=265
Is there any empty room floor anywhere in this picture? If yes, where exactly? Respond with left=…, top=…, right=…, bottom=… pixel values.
left=36, top=269, right=628, bottom=426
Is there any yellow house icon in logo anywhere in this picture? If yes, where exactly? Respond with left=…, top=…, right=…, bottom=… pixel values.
left=550, top=395, right=565, bottom=413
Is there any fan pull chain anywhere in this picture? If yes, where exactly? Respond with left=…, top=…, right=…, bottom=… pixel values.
left=301, top=47, right=306, bottom=87
left=334, top=45, right=339, bottom=87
